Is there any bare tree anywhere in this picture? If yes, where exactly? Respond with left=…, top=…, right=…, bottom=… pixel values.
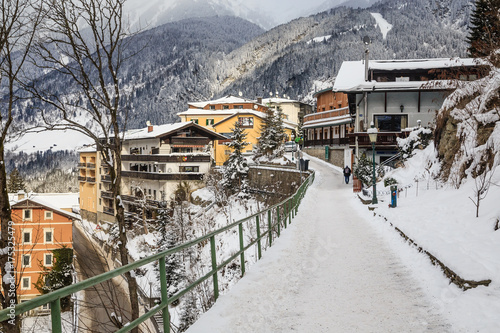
left=25, top=0, right=142, bottom=331
left=0, top=1, right=42, bottom=332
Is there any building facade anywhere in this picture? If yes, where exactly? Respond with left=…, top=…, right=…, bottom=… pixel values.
left=10, top=194, right=77, bottom=304
left=333, top=57, right=483, bottom=164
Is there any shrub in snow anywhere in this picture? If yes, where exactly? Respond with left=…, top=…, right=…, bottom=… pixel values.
left=254, top=107, right=287, bottom=159
left=353, top=154, right=384, bottom=188
left=397, top=127, right=432, bottom=161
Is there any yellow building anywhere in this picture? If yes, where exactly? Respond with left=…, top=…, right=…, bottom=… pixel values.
left=178, top=96, right=297, bottom=166
left=78, top=148, right=98, bottom=223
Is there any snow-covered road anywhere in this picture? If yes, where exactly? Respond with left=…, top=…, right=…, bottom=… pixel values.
left=187, top=158, right=451, bottom=332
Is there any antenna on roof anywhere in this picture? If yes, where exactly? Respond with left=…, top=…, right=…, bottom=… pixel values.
left=146, top=121, right=151, bottom=126
left=238, top=91, right=243, bottom=97
left=269, top=92, right=273, bottom=96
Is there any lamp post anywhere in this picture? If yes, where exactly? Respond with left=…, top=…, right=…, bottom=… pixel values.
left=367, top=122, right=378, bottom=204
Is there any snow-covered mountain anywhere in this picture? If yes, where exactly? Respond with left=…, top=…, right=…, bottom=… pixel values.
left=123, top=0, right=350, bottom=30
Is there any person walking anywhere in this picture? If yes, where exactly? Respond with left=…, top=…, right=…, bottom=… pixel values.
left=343, top=165, right=351, bottom=184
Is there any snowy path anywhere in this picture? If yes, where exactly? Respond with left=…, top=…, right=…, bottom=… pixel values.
left=187, top=158, right=450, bottom=332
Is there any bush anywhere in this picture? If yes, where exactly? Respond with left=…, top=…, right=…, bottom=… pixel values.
left=354, top=155, right=383, bottom=187
left=384, top=177, right=398, bottom=187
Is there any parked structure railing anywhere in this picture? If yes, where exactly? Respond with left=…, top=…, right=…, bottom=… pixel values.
left=0, top=171, right=315, bottom=333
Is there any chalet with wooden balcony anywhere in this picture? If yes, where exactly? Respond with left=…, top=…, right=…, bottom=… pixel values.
left=303, top=88, right=352, bottom=147
left=179, top=95, right=299, bottom=165
left=118, top=122, right=226, bottom=221
left=333, top=57, right=483, bottom=165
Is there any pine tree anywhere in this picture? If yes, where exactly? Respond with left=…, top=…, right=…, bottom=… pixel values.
left=7, top=168, right=26, bottom=193
left=222, top=120, right=249, bottom=192
left=155, top=204, right=185, bottom=298
left=256, top=107, right=287, bottom=158
left=34, top=247, right=74, bottom=310
left=467, top=0, right=500, bottom=57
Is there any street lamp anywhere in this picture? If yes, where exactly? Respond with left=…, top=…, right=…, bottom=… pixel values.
left=367, top=122, right=378, bottom=204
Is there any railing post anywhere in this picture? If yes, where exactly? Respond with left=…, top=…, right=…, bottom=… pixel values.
left=256, top=215, right=262, bottom=259
left=238, top=223, right=245, bottom=276
left=159, top=256, right=171, bottom=333
left=50, top=298, right=62, bottom=333
left=210, top=235, right=219, bottom=300
left=268, top=210, right=272, bottom=247
left=277, top=205, right=281, bottom=237
left=283, top=202, right=287, bottom=229
left=288, top=199, right=292, bottom=225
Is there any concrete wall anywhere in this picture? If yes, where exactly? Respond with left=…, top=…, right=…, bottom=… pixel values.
left=248, top=167, right=306, bottom=198
left=303, top=147, right=347, bottom=168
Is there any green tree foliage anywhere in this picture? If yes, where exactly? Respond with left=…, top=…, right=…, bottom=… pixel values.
left=34, top=247, right=74, bottom=310
left=7, top=168, right=26, bottom=193
left=256, top=107, right=287, bottom=158
left=222, top=121, right=249, bottom=192
left=155, top=204, right=185, bottom=299
left=353, top=155, right=384, bottom=188
left=467, top=0, right=500, bottom=57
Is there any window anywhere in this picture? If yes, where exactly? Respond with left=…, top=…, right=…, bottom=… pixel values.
left=190, top=119, right=198, bottom=124
left=23, top=209, right=32, bottom=221
left=44, top=229, right=53, bottom=243
left=21, top=277, right=31, bottom=290
left=45, top=211, right=53, bottom=220
left=22, top=254, right=31, bottom=267
left=23, top=231, right=31, bottom=244
left=374, top=115, right=408, bottom=132
left=179, top=166, right=200, bottom=173
left=238, top=117, right=254, bottom=128
left=209, top=105, right=216, bottom=110
left=44, top=253, right=53, bottom=267
left=206, top=119, right=214, bottom=126
left=222, top=105, right=229, bottom=109
left=234, top=105, right=243, bottom=109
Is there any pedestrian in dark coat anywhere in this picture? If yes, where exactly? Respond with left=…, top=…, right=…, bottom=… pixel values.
left=343, top=166, right=351, bottom=184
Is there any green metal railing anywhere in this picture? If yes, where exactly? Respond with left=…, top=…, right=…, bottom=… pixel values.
left=0, top=171, right=315, bottom=333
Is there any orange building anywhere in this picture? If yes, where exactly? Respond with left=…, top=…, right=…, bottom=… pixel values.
left=303, top=88, right=352, bottom=146
left=10, top=195, right=78, bottom=303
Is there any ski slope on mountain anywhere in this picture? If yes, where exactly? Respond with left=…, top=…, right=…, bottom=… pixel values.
left=187, top=157, right=452, bottom=332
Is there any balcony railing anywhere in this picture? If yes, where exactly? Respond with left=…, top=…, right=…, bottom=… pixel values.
left=121, top=154, right=210, bottom=163
left=303, top=107, right=349, bottom=122
left=103, top=206, right=114, bottom=215
left=86, top=163, right=96, bottom=168
left=304, top=138, right=350, bottom=147
left=86, top=177, right=96, bottom=183
left=101, top=191, right=113, bottom=199
left=347, top=132, right=406, bottom=147
left=101, top=175, right=112, bottom=182
left=78, top=176, right=86, bottom=182
left=122, top=171, right=203, bottom=181
left=78, top=163, right=86, bottom=168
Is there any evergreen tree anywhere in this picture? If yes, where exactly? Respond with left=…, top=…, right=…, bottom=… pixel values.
left=155, top=204, right=185, bottom=299
left=34, top=247, right=74, bottom=310
left=177, top=291, right=199, bottom=332
left=222, top=120, right=249, bottom=192
left=7, top=168, right=26, bottom=193
left=256, top=107, right=287, bottom=158
left=467, top=0, right=500, bottom=57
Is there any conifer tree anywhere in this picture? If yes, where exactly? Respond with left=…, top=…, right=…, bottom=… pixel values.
left=467, top=0, right=500, bottom=57
left=222, top=120, right=249, bottom=192
left=155, top=204, right=185, bottom=298
left=7, top=168, right=26, bottom=193
left=256, top=107, right=286, bottom=157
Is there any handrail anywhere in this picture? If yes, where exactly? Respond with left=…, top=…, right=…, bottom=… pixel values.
left=1, top=171, right=315, bottom=333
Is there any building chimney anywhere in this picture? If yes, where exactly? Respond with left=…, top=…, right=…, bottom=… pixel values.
left=148, top=125, right=153, bottom=133
left=257, top=97, right=263, bottom=104
left=17, top=190, right=26, bottom=200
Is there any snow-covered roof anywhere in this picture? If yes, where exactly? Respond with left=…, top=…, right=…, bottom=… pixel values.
left=333, top=58, right=481, bottom=92
left=259, top=97, right=299, bottom=104
left=119, top=122, right=225, bottom=141
left=11, top=194, right=80, bottom=220
left=188, top=95, right=257, bottom=109
left=177, top=109, right=245, bottom=116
